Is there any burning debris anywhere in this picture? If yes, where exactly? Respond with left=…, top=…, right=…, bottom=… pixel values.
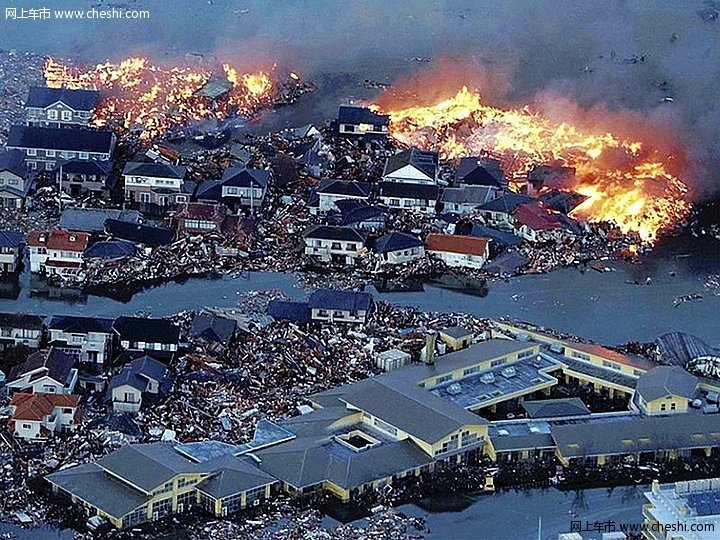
left=374, top=86, right=691, bottom=244
left=43, top=57, right=310, bottom=139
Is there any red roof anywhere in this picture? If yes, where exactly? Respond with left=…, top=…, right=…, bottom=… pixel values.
left=27, top=230, right=89, bottom=252
left=176, top=202, right=226, bottom=221
left=512, top=201, right=564, bottom=231
left=425, top=234, right=489, bottom=257
left=10, top=393, right=80, bottom=421
left=45, top=259, right=82, bottom=268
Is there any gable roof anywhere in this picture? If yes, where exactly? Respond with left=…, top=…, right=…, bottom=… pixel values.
left=308, top=289, right=373, bottom=312
left=0, top=312, right=44, bottom=330
left=196, top=179, right=223, bottom=202
left=55, top=159, right=111, bottom=176
left=337, top=106, right=389, bottom=126
left=220, top=167, right=269, bottom=188
left=94, top=443, right=198, bottom=493
left=635, top=366, right=698, bottom=402
left=527, top=165, right=576, bottom=190
left=7, top=125, right=114, bottom=154
left=383, top=148, right=438, bottom=179
left=10, top=348, right=75, bottom=385
left=84, top=239, right=137, bottom=260
left=455, top=157, right=506, bottom=187
left=373, top=232, right=424, bottom=254
left=195, top=457, right=276, bottom=499
left=479, top=193, right=533, bottom=214
left=48, top=315, right=114, bottom=335
left=316, top=179, right=372, bottom=198
left=341, top=204, right=387, bottom=226
left=267, top=300, right=311, bottom=324
left=47, top=462, right=149, bottom=519
left=122, top=161, right=187, bottom=179
left=113, top=316, right=180, bottom=344
left=27, top=229, right=89, bottom=251
left=303, top=224, right=368, bottom=243
left=189, top=313, right=236, bottom=345
left=11, top=392, right=79, bottom=421
left=0, top=149, right=28, bottom=178
left=25, top=86, right=100, bottom=110
left=425, top=234, right=489, bottom=257
left=0, top=230, right=24, bottom=249
left=512, top=201, right=576, bottom=232
left=441, top=185, right=499, bottom=206
left=104, top=219, right=174, bottom=247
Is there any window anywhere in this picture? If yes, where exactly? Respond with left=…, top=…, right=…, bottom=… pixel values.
left=518, top=349, right=534, bottom=359
left=62, top=408, right=73, bottom=414
left=436, top=374, right=452, bottom=385
left=670, top=402, right=676, bottom=410
left=346, top=243, right=356, bottom=251
left=79, top=152, right=88, bottom=159
left=7, top=178, right=18, bottom=185
left=139, top=192, right=152, bottom=203
left=463, top=366, right=480, bottom=377
left=47, top=110, right=58, bottom=120
left=151, top=497, right=172, bottom=518
left=123, top=506, right=147, bottom=527
left=22, top=423, right=32, bottom=430
left=47, top=150, right=56, bottom=157
left=490, top=358, right=506, bottom=367
left=61, top=111, right=72, bottom=121
left=42, top=385, right=56, bottom=393
left=572, top=351, right=591, bottom=362
left=660, top=403, right=667, bottom=411
left=45, top=162, right=54, bottom=171
left=343, top=124, right=355, bottom=132
left=27, top=148, right=37, bottom=156
left=331, top=242, right=341, bottom=250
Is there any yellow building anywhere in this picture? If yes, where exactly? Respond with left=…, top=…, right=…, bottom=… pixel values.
left=634, top=366, right=698, bottom=415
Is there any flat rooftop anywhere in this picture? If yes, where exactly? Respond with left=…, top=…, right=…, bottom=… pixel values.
left=430, top=353, right=560, bottom=410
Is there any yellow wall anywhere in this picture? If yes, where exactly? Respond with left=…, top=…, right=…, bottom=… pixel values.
left=641, top=395, right=689, bottom=415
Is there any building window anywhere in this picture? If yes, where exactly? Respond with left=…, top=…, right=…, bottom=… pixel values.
left=152, top=497, right=172, bottom=519
left=490, top=358, right=506, bottom=367
left=572, top=351, right=591, bottom=362
left=670, top=402, right=676, bottom=410
left=27, top=148, right=37, bottom=156
left=48, top=110, right=58, bottom=120
left=61, top=111, right=72, bottom=121
left=22, top=423, right=32, bottom=430
left=436, top=374, right=452, bottom=385
left=79, top=152, right=89, bottom=159
left=660, top=403, right=667, bottom=411
left=123, top=506, right=147, bottom=527
left=47, top=150, right=56, bottom=157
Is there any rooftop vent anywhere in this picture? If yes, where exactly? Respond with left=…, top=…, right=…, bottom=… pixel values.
left=480, top=372, right=495, bottom=384
left=447, top=383, right=463, bottom=395
left=501, top=366, right=517, bottom=378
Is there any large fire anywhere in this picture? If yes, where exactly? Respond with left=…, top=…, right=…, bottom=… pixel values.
left=376, top=86, right=690, bottom=243
left=43, top=57, right=283, bottom=139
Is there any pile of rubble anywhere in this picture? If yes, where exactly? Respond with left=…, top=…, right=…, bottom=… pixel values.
left=0, top=50, right=45, bottom=144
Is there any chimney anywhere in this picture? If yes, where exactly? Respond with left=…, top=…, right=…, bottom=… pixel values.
left=651, top=478, right=660, bottom=494
left=422, top=331, right=437, bottom=365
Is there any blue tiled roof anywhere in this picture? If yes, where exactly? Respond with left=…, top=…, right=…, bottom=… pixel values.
left=7, top=126, right=114, bottom=153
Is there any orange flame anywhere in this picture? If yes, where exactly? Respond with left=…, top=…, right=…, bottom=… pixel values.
left=375, top=86, right=690, bottom=243
left=44, top=57, right=277, bottom=139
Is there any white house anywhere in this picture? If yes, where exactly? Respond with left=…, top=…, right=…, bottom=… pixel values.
left=122, top=162, right=189, bottom=208
left=382, top=147, right=438, bottom=184
left=378, top=182, right=438, bottom=214
left=373, top=232, right=425, bottom=265
left=24, top=86, right=100, bottom=128
left=315, top=179, right=372, bottom=213
left=0, top=313, right=44, bottom=350
left=27, top=229, right=89, bottom=276
left=303, top=225, right=368, bottom=265
left=106, top=355, right=169, bottom=413
left=9, top=392, right=81, bottom=441
left=113, top=316, right=180, bottom=356
left=440, top=185, right=501, bottom=215
left=336, top=106, right=389, bottom=138
left=308, top=289, right=373, bottom=325
left=48, top=315, right=114, bottom=372
left=0, top=149, right=33, bottom=209
left=425, top=234, right=490, bottom=270
left=7, top=348, right=78, bottom=395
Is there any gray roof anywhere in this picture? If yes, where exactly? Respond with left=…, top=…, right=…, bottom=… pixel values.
left=10, top=348, right=74, bottom=386
left=94, top=443, right=198, bottom=493
left=635, top=366, right=698, bottom=402
left=455, top=157, right=506, bottom=187
left=46, top=462, right=148, bottom=519
left=123, top=161, right=187, bottom=179
left=59, top=208, right=140, bottom=233
left=373, top=232, right=423, bottom=254
left=441, top=186, right=499, bottom=206
left=26, top=86, right=100, bottom=110
left=317, top=179, right=372, bottom=198
left=0, top=230, right=24, bottom=249
left=521, top=398, right=591, bottom=419
left=383, top=147, right=438, bottom=179
left=7, top=126, right=114, bottom=154
left=84, top=240, right=137, bottom=260
left=48, top=315, right=113, bottom=334
left=439, top=326, right=471, bottom=339
left=303, top=224, right=368, bottom=243
left=479, top=193, right=533, bottom=214
left=0, top=149, right=28, bottom=178
left=190, top=313, right=236, bottom=345
left=552, top=414, right=720, bottom=458
left=220, top=167, right=269, bottom=188
left=127, top=355, right=167, bottom=382
left=308, top=289, right=373, bottom=312
left=489, top=422, right=556, bottom=452
left=195, top=456, right=276, bottom=499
